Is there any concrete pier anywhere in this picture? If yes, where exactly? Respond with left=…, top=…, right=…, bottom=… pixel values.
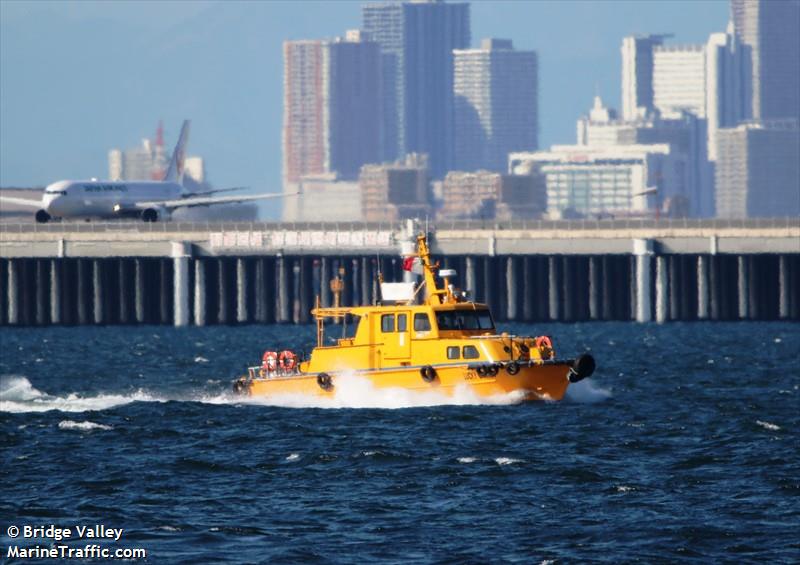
left=634, top=239, right=653, bottom=323
left=172, top=243, right=190, bottom=327
left=133, top=259, right=145, bottom=323
left=506, top=257, right=518, bottom=321
left=655, top=255, right=668, bottom=324
left=737, top=255, right=749, bottom=320
left=194, top=259, right=207, bottom=326
left=236, top=257, right=248, bottom=324
left=7, top=259, right=19, bottom=325
left=50, top=259, right=61, bottom=325
left=465, top=256, right=477, bottom=301
left=35, top=260, right=47, bottom=325
left=158, top=260, right=170, bottom=324
left=361, top=257, right=372, bottom=306
left=589, top=256, right=600, bottom=321
left=779, top=255, right=790, bottom=319
left=76, top=259, right=89, bottom=326
left=277, top=256, right=290, bottom=323
left=548, top=256, right=560, bottom=321
left=1, top=218, right=798, bottom=326
left=668, top=256, right=680, bottom=321
left=92, top=259, right=104, bottom=325
left=253, top=258, right=266, bottom=324
left=217, top=258, right=229, bottom=324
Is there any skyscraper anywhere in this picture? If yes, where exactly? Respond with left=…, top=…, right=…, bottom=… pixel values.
left=716, top=121, right=800, bottom=218
left=453, top=38, right=538, bottom=172
left=282, top=33, right=382, bottom=185
left=362, top=0, right=470, bottom=177
left=576, top=96, right=713, bottom=216
left=621, top=34, right=671, bottom=120
left=651, top=29, right=752, bottom=160
left=731, top=0, right=800, bottom=122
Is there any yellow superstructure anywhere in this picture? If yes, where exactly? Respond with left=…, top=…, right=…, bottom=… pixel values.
left=234, top=234, right=595, bottom=402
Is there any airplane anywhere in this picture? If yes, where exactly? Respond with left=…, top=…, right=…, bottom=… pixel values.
left=0, top=120, right=289, bottom=222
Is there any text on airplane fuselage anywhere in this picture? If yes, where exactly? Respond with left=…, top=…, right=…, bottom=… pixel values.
left=83, top=184, right=129, bottom=192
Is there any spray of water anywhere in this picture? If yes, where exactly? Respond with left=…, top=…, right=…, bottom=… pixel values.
left=2, top=371, right=606, bottom=414
left=565, top=378, right=612, bottom=403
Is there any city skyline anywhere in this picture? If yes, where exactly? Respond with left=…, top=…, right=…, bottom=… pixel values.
left=1, top=0, right=729, bottom=218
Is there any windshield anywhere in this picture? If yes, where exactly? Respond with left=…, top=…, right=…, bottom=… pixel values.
left=435, top=309, right=494, bottom=331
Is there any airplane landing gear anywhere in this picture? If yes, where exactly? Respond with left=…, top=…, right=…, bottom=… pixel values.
left=35, top=210, right=51, bottom=223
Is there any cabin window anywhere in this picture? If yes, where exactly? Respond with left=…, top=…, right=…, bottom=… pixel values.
left=447, top=346, right=460, bottom=359
left=435, top=310, right=495, bottom=331
left=397, top=313, right=407, bottom=332
left=381, top=314, right=395, bottom=333
left=462, top=345, right=480, bottom=359
left=414, top=313, right=431, bottom=331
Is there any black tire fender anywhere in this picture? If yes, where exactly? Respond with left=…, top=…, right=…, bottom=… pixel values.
left=317, top=372, right=333, bottom=391
left=568, top=354, right=596, bottom=383
left=506, top=361, right=520, bottom=376
left=420, top=365, right=437, bottom=383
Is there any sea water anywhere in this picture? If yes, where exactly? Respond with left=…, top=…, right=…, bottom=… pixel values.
left=1, top=322, right=798, bottom=562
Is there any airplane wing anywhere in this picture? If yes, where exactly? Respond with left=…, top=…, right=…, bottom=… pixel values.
left=135, top=192, right=296, bottom=211
left=182, top=186, right=248, bottom=197
left=0, top=196, right=42, bottom=208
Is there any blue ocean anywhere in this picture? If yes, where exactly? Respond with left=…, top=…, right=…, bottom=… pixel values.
left=1, top=322, right=798, bottom=563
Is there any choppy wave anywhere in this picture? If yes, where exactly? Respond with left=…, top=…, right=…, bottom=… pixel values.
left=58, top=420, right=113, bottom=431
left=756, top=420, right=781, bottom=431
left=0, top=376, right=161, bottom=414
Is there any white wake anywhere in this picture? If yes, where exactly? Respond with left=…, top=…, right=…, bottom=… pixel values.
left=229, top=373, right=529, bottom=410
left=2, top=372, right=594, bottom=413
left=0, top=376, right=162, bottom=414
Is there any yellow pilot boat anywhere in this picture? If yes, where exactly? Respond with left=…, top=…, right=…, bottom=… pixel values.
left=233, top=234, right=596, bottom=402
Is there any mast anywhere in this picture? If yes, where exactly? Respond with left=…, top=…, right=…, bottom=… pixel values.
left=416, top=234, right=457, bottom=305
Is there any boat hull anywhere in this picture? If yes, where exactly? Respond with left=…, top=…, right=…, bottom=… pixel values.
left=239, top=361, right=574, bottom=402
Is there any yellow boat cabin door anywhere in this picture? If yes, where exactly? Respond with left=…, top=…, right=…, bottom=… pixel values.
left=381, top=310, right=411, bottom=361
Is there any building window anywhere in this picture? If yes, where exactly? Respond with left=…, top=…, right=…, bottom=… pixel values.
left=414, top=313, right=431, bottom=331
left=462, top=345, right=480, bottom=359
left=381, top=314, right=395, bottom=333
left=397, top=313, right=407, bottom=332
left=447, top=346, right=460, bottom=360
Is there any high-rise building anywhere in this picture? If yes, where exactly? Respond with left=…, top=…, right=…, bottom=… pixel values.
left=439, top=170, right=545, bottom=220
left=715, top=121, right=800, bottom=218
left=362, top=0, right=470, bottom=177
left=652, top=44, right=707, bottom=117
left=360, top=153, right=432, bottom=222
left=453, top=38, right=538, bottom=172
left=623, top=29, right=751, bottom=160
left=576, top=96, right=713, bottom=216
left=621, top=34, right=671, bottom=120
left=510, top=144, right=692, bottom=219
left=282, top=33, right=382, bottom=188
left=731, top=0, right=800, bottom=122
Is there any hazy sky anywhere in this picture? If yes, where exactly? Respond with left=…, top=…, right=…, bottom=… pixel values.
left=0, top=0, right=728, bottom=216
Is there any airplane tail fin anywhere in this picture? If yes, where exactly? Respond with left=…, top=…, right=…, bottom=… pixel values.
left=164, top=120, right=191, bottom=185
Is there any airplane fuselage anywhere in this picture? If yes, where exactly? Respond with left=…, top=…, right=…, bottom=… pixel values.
left=43, top=179, right=183, bottom=219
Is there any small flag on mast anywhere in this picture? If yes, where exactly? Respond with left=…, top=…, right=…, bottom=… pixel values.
left=402, top=257, right=424, bottom=274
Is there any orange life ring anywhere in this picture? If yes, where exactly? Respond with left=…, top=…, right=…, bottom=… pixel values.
left=534, top=336, right=554, bottom=360
left=262, top=351, right=278, bottom=372
left=278, top=350, right=297, bottom=372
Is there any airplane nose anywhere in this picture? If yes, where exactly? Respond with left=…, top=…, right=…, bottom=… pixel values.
left=44, top=194, right=62, bottom=214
